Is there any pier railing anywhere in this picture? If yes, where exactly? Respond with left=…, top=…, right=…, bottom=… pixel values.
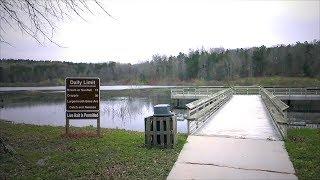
left=171, top=87, right=226, bottom=99
left=265, top=87, right=320, bottom=95
left=185, top=88, right=233, bottom=134
left=170, top=86, right=319, bottom=137
left=171, top=86, right=320, bottom=98
left=233, top=86, right=261, bottom=95
left=260, top=87, right=289, bottom=139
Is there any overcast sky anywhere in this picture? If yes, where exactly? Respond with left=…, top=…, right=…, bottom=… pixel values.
left=0, top=0, right=319, bottom=64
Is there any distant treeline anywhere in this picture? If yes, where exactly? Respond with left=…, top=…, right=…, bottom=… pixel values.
left=1, top=41, right=319, bottom=86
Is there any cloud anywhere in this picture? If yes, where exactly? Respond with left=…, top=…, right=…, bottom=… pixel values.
left=1, top=0, right=319, bottom=63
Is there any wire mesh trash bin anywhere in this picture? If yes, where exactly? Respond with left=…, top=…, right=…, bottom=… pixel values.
left=145, top=104, right=177, bottom=148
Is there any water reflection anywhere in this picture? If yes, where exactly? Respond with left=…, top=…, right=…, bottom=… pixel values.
left=0, top=97, right=187, bottom=133
left=0, top=85, right=177, bottom=92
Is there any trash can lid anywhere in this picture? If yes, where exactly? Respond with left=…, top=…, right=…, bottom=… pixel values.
left=154, top=104, right=173, bottom=116
left=154, top=104, right=171, bottom=108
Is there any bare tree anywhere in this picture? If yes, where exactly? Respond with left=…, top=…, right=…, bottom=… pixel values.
left=0, top=0, right=111, bottom=46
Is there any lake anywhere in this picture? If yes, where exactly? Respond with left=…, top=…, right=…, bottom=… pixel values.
left=0, top=86, right=188, bottom=133
left=0, top=86, right=318, bottom=133
left=0, top=85, right=178, bottom=92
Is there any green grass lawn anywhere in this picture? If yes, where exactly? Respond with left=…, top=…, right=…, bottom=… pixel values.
left=226, top=76, right=320, bottom=87
left=285, top=128, right=320, bottom=180
left=2, top=76, right=320, bottom=87
left=0, top=121, right=187, bottom=179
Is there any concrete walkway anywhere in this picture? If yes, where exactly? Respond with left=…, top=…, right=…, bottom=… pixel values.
left=168, top=95, right=297, bottom=179
left=167, top=136, right=297, bottom=180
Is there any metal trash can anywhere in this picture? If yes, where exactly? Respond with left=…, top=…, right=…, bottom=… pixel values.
left=145, top=104, right=177, bottom=148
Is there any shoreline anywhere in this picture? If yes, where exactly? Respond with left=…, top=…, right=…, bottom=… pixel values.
left=0, top=120, right=187, bottom=179
left=1, top=77, right=320, bottom=88
left=0, top=119, right=188, bottom=135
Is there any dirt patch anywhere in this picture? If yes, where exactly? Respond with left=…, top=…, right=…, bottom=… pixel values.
left=61, top=132, right=100, bottom=139
left=289, top=136, right=305, bottom=143
left=104, top=164, right=127, bottom=178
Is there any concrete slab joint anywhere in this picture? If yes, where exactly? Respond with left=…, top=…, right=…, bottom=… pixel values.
left=167, top=136, right=297, bottom=180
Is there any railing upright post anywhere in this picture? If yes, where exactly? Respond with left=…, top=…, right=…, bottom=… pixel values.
left=305, top=88, right=307, bottom=95
left=289, top=88, right=291, bottom=97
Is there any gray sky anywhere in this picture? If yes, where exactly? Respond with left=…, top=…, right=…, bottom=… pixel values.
left=1, top=0, right=319, bottom=64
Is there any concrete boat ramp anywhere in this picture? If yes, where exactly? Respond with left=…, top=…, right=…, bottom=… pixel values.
left=167, top=95, right=297, bottom=180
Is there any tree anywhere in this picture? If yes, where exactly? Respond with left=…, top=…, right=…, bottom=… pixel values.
left=285, top=52, right=293, bottom=76
left=197, top=51, right=206, bottom=80
left=0, top=0, right=111, bottom=46
left=186, top=50, right=200, bottom=79
left=252, top=46, right=268, bottom=76
left=1, top=40, right=320, bottom=85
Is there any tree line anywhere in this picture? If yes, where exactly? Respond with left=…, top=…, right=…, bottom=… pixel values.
left=1, top=41, right=319, bottom=85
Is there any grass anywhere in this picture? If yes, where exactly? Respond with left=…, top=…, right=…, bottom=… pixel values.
left=0, top=121, right=187, bottom=179
left=226, top=76, right=320, bottom=87
left=1, top=91, right=65, bottom=105
left=2, top=76, right=320, bottom=87
left=285, top=128, right=320, bottom=180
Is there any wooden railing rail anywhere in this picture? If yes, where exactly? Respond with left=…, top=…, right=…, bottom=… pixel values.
left=265, top=87, right=320, bottom=95
left=185, top=88, right=233, bottom=134
left=171, top=87, right=226, bottom=99
left=171, top=86, right=320, bottom=98
left=233, top=86, right=261, bottom=95
left=260, top=87, right=289, bottom=139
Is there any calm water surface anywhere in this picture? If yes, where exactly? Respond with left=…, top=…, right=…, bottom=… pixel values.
left=0, top=85, right=177, bottom=92
left=0, top=87, right=188, bottom=133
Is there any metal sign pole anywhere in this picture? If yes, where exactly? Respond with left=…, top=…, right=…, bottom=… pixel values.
left=66, top=118, right=70, bottom=135
left=97, top=112, right=101, bottom=136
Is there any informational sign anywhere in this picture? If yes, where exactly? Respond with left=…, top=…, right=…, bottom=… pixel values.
left=65, top=77, right=100, bottom=135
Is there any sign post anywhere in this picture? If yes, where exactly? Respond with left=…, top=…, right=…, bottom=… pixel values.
left=65, top=77, right=100, bottom=136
